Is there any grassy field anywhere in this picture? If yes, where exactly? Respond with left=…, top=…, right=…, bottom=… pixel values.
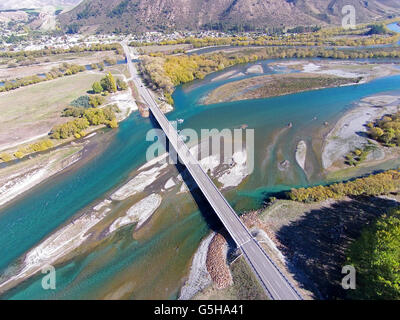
left=0, top=72, right=103, bottom=151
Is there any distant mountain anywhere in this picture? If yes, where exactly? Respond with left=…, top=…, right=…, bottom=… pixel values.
left=59, top=0, right=400, bottom=34
left=0, top=0, right=83, bottom=10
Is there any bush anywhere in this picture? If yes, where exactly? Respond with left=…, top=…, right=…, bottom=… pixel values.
left=89, top=95, right=105, bottom=107
left=28, top=139, right=54, bottom=152
left=63, top=107, right=86, bottom=118
left=107, top=118, right=118, bottom=128
left=70, top=96, right=91, bottom=108
left=92, top=81, right=103, bottom=94
left=51, top=118, right=89, bottom=139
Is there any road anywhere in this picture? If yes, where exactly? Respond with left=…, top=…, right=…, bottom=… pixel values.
left=121, top=42, right=302, bottom=300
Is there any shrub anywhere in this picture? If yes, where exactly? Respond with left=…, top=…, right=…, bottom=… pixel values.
left=107, top=118, right=118, bottom=128
left=63, top=107, right=86, bottom=117
left=70, top=96, right=91, bottom=108
left=28, top=139, right=54, bottom=152
left=92, top=81, right=103, bottom=94
left=89, top=95, right=105, bottom=107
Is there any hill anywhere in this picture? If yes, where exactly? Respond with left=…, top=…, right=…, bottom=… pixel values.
left=59, top=0, right=400, bottom=34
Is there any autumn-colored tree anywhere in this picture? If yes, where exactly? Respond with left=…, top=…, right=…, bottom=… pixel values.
left=100, top=72, right=117, bottom=93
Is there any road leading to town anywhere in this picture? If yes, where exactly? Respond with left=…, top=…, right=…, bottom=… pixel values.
left=121, top=42, right=302, bottom=300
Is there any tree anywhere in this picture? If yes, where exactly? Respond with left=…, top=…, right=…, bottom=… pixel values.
left=369, top=127, right=384, bottom=140
left=381, top=128, right=395, bottom=145
left=100, top=72, right=117, bottom=93
left=70, top=96, right=90, bottom=108
left=347, top=208, right=400, bottom=300
left=92, top=81, right=103, bottom=94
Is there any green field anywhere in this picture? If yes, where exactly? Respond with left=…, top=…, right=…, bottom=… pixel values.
left=0, top=72, right=104, bottom=150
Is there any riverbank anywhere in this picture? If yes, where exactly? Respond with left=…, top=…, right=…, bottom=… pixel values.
left=322, top=93, right=400, bottom=172
left=203, top=61, right=400, bottom=105
left=0, top=124, right=120, bottom=211
left=0, top=146, right=83, bottom=208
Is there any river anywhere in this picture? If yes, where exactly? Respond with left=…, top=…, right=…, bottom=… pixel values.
left=1, top=58, right=400, bottom=299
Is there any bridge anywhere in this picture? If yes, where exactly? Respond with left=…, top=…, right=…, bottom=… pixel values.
left=122, top=43, right=303, bottom=300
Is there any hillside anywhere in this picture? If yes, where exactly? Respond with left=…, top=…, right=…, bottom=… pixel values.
left=59, top=0, right=400, bottom=34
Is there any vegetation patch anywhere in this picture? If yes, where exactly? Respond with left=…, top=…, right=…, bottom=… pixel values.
left=51, top=104, right=120, bottom=140
left=289, top=169, right=400, bottom=202
left=205, top=73, right=359, bottom=104
left=367, top=110, right=400, bottom=147
left=347, top=207, right=400, bottom=300
left=0, top=140, right=54, bottom=162
left=344, top=143, right=377, bottom=167
left=229, top=257, right=268, bottom=300
left=130, top=22, right=399, bottom=48
left=50, top=72, right=126, bottom=140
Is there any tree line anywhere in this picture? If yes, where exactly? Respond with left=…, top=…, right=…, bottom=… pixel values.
left=0, top=60, right=126, bottom=93
left=288, top=169, right=400, bottom=203
left=0, top=43, right=123, bottom=59
left=139, top=46, right=400, bottom=104
left=0, top=62, right=86, bottom=93
left=130, top=24, right=399, bottom=49
left=0, top=139, right=54, bottom=162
